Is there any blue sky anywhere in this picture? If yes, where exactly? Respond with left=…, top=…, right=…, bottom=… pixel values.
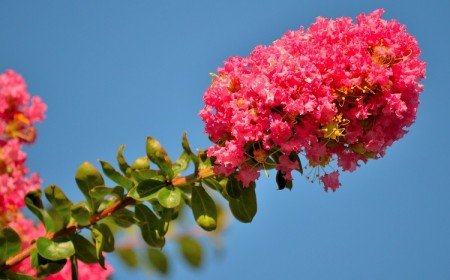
left=1, top=1, right=449, bottom=279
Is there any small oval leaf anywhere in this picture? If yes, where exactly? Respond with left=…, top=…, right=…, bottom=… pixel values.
left=226, top=176, right=242, bottom=199
left=157, top=187, right=182, bottom=209
left=36, top=238, right=75, bottom=261
left=128, top=179, right=165, bottom=201
left=172, top=151, right=191, bottom=174
left=132, top=156, right=150, bottom=170
left=70, top=203, right=91, bottom=226
left=2, top=271, right=38, bottom=280
left=36, top=258, right=66, bottom=277
left=99, top=160, right=134, bottom=190
left=44, top=185, right=73, bottom=225
left=92, top=224, right=115, bottom=253
left=178, top=236, right=202, bottom=268
left=131, top=169, right=165, bottom=183
left=191, top=186, right=217, bottom=231
left=70, top=234, right=98, bottom=264
left=134, top=204, right=165, bottom=248
left=75, top=162, right=105, bottom=210
left=116, top=248, right=138, bottom=268
left=25, top=190, right=55, bottom=232
left=229, top=183, right=257, bottom=223
left=0, top=227, right=21, bottom=264
left=117, top=145, right=131, bottom=174
left=146, top=136, right=173, bottom=178
left=202, top=177, right=224, bottom=192
left=148, top=248, right=169, bottom=274
left=111, top=208, right=135, bottom=228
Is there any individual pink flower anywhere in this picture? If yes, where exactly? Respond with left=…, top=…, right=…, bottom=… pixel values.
left=320, top=171, right=341, bottom=192
left=236, top=163, right=260, bottom=187
left=0, top=70, right=47, bottom=144
left=24, top=96, right=47, bottom=123
left=276, top=155, right=299, bottom=180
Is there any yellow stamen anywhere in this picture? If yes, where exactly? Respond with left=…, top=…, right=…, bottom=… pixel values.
left=322, top=114, right=347, bottom=140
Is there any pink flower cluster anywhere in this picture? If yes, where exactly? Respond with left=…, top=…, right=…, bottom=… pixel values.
left=0, top=70, right=46, bottom=144
left=200, top=9, right=425, bottom=191
left=0, top=70, right=46, bottom=215
left=0, top=70, right=112, bottom=279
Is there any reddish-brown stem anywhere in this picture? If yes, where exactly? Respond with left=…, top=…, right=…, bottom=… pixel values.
left=0, top=167, right=215, bottom=273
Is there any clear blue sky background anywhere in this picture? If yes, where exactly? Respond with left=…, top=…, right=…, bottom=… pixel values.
left=1, top=1, right=449, bottom=279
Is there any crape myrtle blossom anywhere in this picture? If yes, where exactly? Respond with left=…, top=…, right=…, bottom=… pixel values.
left=0, top=70, right=113, bottom=279
left=0, top=70, right=46, bottom=215
left=200, top=9, right=425, bottom=191
left=0, top=70, right=46, bottom=143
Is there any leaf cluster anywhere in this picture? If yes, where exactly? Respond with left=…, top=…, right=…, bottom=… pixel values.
left=0, top=133, right=261, bottom=278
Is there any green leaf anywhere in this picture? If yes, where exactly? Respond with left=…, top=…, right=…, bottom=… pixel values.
left=25, top=190, right=55, bottom=232
left=90, top=186, right=124, bottom=201
left=101, top=230, right=115, bottom=254
left=1, top=272, right=38, bottom=280
left=111, top=208, right=135, bottom=228
left=75, top=161, right=105, bottom=211
left=172, top=151, right=191, bottom=174
left=36, top=258, right=66, bottom=277
left=181, top=132, right=193, bottom=154
left=181, top=132, right=200, bottom=171
left=30, top=249, right=39, bottom=269
left=148, top=248, right=169, bottom=274
left=276, top=170, right=293, bottom=190
left=229, top=183, right=257, bottom=223
left=132, top=156, right=150, bottom=170
left=111, top=186, right=125, bottom=198
left=36, top=237, right=75, bottom=261
left=134, top=204, right=165, bottom=248
left=128, top=179, right=166, bottom=201
left=131, top=169, right=165, bottom=183
left=47, top=207, right=65, bottom=232
left=116, top=248, right=138, bottom=268
left=117, top=145, right=131, bottom=174
left=44, top=185, right=73, bottom=225
left=191, top=186, right=217, bottom=231
left=91, top=227, right=104, bottom=262
left=100, top=160, right=134, bottom=190
left=0, top=227, right=21, bottom=264
left=158, top=208, right=172, bottom=233
left=89, top=186, right=112, bottom=200
left=70, top=203, right=91, bottom=226
left=70, top=234, right=99, bottom=264
left=202, top=177, right=224, bottom=192
left=146, top=136, right=173, bottom=178
left=92, top=224, right=114, bottom=253
left=178, top=236, right=202, bottom=268
left=157, top=187, right=182, bottom=209
left=226, top=176, right=242, bottom=199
